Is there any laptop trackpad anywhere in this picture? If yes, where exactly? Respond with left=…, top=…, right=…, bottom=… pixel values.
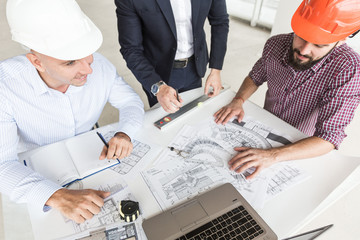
left=171, top=200, right=208, bottom=231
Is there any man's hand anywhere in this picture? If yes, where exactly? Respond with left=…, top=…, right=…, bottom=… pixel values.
left=99, top=132, right=133, bottom=160
left=46, top=188, right=110, bottom=223
left=157, top=85, right=183, bottom=113
left=214, top=98, right=245, bottom=125
left=229, top=137, right=335, bottom=180
left=205, top=69, right=222, bottom=97
left=229, top=147, right=279, bottom=179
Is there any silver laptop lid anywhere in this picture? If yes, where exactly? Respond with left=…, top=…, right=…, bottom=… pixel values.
left=143, top=183, right=278, bottom=240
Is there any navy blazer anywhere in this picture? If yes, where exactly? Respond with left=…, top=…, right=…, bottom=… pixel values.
left=115, top=0, right=229, bottom=93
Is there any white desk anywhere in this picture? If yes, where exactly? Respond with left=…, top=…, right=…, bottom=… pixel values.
left=2, top=88, right=360, bottom=239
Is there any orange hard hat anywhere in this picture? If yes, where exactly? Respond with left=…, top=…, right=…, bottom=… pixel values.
left=291, top=0, right=360, bottom=44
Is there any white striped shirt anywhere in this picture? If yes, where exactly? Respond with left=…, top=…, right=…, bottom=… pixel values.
left=170, top=0, right=194, bottom=59
left=0, top=52, right=144, bottom=212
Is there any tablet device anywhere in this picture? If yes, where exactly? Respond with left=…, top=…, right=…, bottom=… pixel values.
left=282, top=224, right=333, bottom=240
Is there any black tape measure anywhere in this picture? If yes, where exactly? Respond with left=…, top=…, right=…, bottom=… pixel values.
left=119, top=200, right=140, bottom=222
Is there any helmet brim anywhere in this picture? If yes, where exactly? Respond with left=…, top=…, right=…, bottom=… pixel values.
left=291, top=10, right=348, bottom=45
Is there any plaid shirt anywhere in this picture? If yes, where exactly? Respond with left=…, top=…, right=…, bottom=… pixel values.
left=249, top=33, right=360, bottom=148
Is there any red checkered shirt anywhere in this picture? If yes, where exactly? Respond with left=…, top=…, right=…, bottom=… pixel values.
left=249, top=33, right=360, bottom=148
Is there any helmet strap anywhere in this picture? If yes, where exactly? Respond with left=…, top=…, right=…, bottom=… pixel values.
left=349, top=30, right=360, bottom=38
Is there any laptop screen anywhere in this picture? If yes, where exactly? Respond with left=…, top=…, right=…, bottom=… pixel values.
left=282, top=224, right=333, bottom=240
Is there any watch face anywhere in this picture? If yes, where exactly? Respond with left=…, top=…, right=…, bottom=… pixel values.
left=151, top=84, right=159, bottom=95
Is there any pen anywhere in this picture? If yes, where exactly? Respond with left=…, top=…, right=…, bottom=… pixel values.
left=96, top=131, right=121, bottom=163
left=176, top=89, right=180, bottom=102
left=96, top=131, right=109, bottom=148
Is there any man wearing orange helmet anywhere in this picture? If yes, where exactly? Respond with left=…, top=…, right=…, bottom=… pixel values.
left=214, top=0, right=360, bottom=179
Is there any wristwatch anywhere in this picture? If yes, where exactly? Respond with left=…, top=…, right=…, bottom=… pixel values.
left=151, top=80, right=166, bottom=96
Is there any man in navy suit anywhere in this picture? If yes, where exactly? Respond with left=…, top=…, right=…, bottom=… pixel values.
left=115, top=0, right=229, bottom=112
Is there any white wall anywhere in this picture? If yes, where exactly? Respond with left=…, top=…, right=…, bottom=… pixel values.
left=271, top=0, right=360, bottom=53
left=270, top=0, right=301, bottom=36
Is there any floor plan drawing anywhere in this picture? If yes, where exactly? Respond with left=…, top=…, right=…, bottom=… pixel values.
left=110, top=139, right=151, bottom=174
left=229, top=170, right=269, bottom=209
left=142, top=116, right=309, bottom=210
left=200, top=117, right=293, bottom=150
left=78, top=223, right=139, bottom=240
left=101, top=129, right=161, bottom=179
left=67, top=183, right=136, bottom=233
left=266, top=163, right=310, bottom=198
left=142, top=153, right=234, bottom=210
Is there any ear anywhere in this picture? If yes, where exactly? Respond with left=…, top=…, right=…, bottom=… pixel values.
left=338, top=38, right=347, bottom=46
left=26, top=52, right=46, bottom=72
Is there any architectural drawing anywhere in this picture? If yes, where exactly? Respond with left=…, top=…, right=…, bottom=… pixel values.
left=101, top=130, right=152, bottom=176
left=143, top=116, right=309, bottom=210
left=229, top=170, right=269, bottom=209
left=142, top=152, right=234, bottom=210
left=64, top=182, right=138, bottom=234
left=110, top=139, right=151, bottom=175
left=198, top=117, right=293, bottom=150
left=266, top=163, right=310, bottom=198
left=78, top=223, right=139, bottom=240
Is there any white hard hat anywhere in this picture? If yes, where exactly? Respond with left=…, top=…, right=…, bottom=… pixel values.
left=6, top=0, right=103, bottom=60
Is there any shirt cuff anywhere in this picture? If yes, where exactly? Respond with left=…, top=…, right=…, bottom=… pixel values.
left=26, top=180, right=63, bottom=212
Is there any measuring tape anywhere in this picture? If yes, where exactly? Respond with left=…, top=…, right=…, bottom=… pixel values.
left=119, top=200, right=140, bottom=222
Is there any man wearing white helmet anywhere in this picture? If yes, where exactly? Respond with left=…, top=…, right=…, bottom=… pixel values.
left=0, top=0, right=144, bottom=223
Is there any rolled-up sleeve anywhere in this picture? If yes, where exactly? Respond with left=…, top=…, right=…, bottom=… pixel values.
left=249, top=57, right=267, bottom=87
left=314, top=60, right=360, bottom=148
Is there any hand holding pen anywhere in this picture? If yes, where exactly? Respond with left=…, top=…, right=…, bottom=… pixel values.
left=96, top=132, right=133, bottom=162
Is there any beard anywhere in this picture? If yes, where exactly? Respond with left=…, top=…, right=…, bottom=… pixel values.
left=288, top=48, right=322, bottom=71
left=288, top=41, right=339, bottom=71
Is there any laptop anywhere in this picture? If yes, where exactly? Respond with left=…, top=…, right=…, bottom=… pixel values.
left=143, top=183, right=278, bottom=240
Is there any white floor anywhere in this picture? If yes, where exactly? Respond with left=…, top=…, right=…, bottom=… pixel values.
left=1, top=0, right=360, bottom=239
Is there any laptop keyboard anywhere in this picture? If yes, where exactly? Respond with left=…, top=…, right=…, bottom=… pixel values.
left=175, top=205, right=264, bottom=240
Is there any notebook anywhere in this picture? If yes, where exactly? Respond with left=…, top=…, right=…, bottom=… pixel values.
left=20, top=128, right=120, bottom=188
left=142, top=183, right=278, bottom=240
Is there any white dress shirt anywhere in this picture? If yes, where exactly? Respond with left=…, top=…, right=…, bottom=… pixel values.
left=0, top=52, right=144, bottom=212
left=170, top=0, right=194, bottom=59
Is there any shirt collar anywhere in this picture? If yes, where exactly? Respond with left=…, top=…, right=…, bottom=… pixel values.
left=65, top=83, right=85, bottom=95
left=28, top=65, right=52, bottom=96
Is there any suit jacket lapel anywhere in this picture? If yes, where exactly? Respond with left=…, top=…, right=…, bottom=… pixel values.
left=156, top=0, right=176, bottom=38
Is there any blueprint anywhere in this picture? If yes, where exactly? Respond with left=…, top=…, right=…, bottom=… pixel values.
left=101, top=130, right=160, bottom=180
left=66, top=181, right=133, bottom=232
left=142, top=116, right=309, bottom=210
left=46, top=172, right=147, bottom=240
left=78, top=223, right=139, bottom=240
left=266, top=163, right=310, bottom=199
left=63, top=179, right=144, bottom=240
left=142, top=151, right=234, bottom=210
